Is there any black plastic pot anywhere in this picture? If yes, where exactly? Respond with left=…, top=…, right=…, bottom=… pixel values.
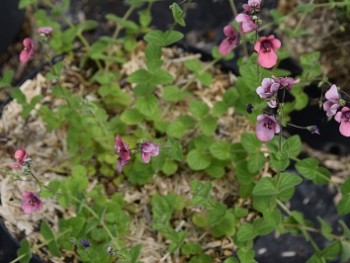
left=0, top=0, right=24, bottom=52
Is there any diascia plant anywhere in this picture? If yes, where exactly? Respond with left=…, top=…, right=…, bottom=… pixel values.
left=1, top=0, right=350, bottom=262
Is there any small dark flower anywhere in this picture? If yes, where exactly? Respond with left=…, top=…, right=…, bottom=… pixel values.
left=246, top=104, right=254, bottom=114
left=80, top=239, right=91, bottom=248
left=307, top=125, right=320, bottom=135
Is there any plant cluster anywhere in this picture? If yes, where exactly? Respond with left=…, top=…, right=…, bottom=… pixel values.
left=1, top=0, right=350, bottom=262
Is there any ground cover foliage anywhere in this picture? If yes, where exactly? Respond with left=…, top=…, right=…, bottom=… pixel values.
left=1, top=0, right=350, bottom=262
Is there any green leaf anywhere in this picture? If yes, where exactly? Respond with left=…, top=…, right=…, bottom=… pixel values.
left=237, top=224, right=256, bottom=242
left=11, top=88, right=26, bottom=104
left=205, top=162, right=225, bottom=179
left=190, top=180, right=212, bottom=206
left=145, top=43, right=162, bottom=71
left=40, top=180, right=61, bottom=198
left=318, top=217, right=333, bottom=240
left=165, top=138, right=183, bottom=161
left=189, top=254, right=212, bottom=263
left=167, top=119, right=186, bottom=138
left=252, top=178, right=278, bottom=196
left=319, top=241, right=341, bottom=260
left=209, top=141, right=232, bottom=160
left=120, top=109, right=143, bottom=125
left=199, top=115, right=217, bottom=136
left=197, top=72, right=213, bottom=86
left=296, top=158, right=330, bottom=184
left=128, top=160, right=154, bottom=185
left=0, top=70, right=14, bottom=88
left=340, top=241, right=350, bottom=262
left=162, top=160, right=178, bottom=175
left=136, top=95, right=158, bottom=117
left=189, top=100, right=210, bottom=119
left=247, top=152, right=265, bottom=173
left=170, top=3, right=186, bottom=26
left=76, top=20, right=98, bottom=33
left=241, top=133, right=262, bottom=153
left=19, top=0, right=36, bottom=8
left=105, top=14, right=139, bottom=31
left=40, top=220, right=61, bottom=256
left=212, top=100, right=229, bottom=117
left=187, top=149, right=211, bottom=171
left=144, top=30, right=184, bottom=46
left=269, top=151, right=290, bottom=171
left=223, top=258, right=239, bottom=263
left=181, top=242, right=202, bottom=256
left=128, top=69, right=173, bottom=86
left=211, top=212, right=236, bottom=237
left=237, top=247, right=256, bottom=263
left=163, top=85, right=188, bottom=102
left=341, top=177, right=350, bottom=194
left=17, top=239, right=32, bottom=263
left=337, top=195, right=350, bottom=215
left=278, top=172, right=302, bottom=198
left=139, top=9, right=152, bottom=27
left=285, top=135, right=302, bottom=158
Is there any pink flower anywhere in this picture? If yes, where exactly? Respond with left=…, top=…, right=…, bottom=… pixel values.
left=242, top=0, right=261, bottom=14
left=256, top=114, right=280, bottom=142
left=140, top=142, right=160, bottom=163
left=11, top=149, right=29, bottom=169
left=235, top=13, right=257, bottom=34
left=254, top=35, right=281, bottom=68
left=37, top=26, right=53, bottom=37
left=335, top=107, right=350, bottom=137
left=323, top=84, right=341, bottom=117
left=219, top=24, right=239, bottom=56
left=256, top=78, right=280, bottom=98
left=274, top=77, right=300, bottom=90
left=114, top=136, right=131, bottom=172
left=19, top=38, right=35, bottom=63
left=21, top=191, right=43, bottom=214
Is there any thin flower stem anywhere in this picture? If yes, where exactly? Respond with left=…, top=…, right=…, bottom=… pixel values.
left=228, top=0, right=249, bottom=57
left=282, top=223, right=345, bottom=241
left=104, top=5, right=135, bottom=72
left=9, top=229, right=71, bottom=263
left=278, top=89, right=286, bottom=152
left=287, top=123, right=309, bottom=130
left=277, top=200, right=320, bottom=251
left=228, top=0, right=238, bottom=17
left=292, top=0, right=314, bottom=35
left=71, top=195, right=120, bottom=249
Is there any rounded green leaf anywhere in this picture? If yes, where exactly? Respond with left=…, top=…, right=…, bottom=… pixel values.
left=209, top=141, right=232, bottom=160
left=186, top=149, right=211, bottom=171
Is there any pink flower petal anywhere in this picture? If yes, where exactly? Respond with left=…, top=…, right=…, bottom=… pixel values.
left=339, top=121, right=350, bottom=137
left=258, top=50, right=278, bottom=68
left=219, top=39, right=233, bottom=56
left=325, top=84, right=340, bottom=101
left=223, top=24, right=235, bottom=37
left=142, top=153, right=151, bottom=163
left=256, top=121, right=275, bottom=142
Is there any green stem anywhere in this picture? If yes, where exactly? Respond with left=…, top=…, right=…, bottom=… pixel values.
left=292, top=0, right=314, bottom=35
left=277, top=200, right=320, bottom=251
left=9, top=229, right=71, bottom=263
left=282, top=223, right=345, bottom=241
left=71, top=195, right=120, bottom=249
